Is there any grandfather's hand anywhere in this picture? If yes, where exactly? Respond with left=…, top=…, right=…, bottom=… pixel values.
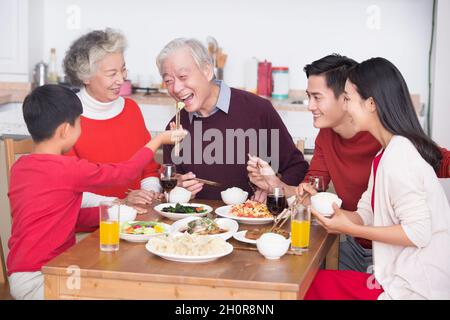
left=251, top=188, right=268, bottom=203
left=176, top=172, right=204, bottom=198
left=311, top=203, right=355, bottom=235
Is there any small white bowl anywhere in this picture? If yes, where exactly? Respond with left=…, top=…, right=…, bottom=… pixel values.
left=256, top=233, right=290, bottom=260
left=221, top=187, right=248, bottom=205
left=169, top=187, right=192, bottom=203
left=310, top=192, right=342, bottom=217
left=108, top=204, right=137, bottom=223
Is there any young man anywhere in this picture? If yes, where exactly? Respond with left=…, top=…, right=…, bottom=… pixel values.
left=247, top=54, right=449, bottom=273
left=7, top=85, right=184, bottom=299
left=158, top=38, right=309, bottom=200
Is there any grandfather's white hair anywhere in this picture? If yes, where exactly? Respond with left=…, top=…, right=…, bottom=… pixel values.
left=156, top=38, right=213, bottom=75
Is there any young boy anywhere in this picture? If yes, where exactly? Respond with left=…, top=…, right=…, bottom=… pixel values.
left=6, top=84, right=185, bottom=300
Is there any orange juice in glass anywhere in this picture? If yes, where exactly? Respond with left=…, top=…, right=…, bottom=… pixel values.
left=99, top=201, right=120, bottom=252
left=291, top=204, right=311, bottom=252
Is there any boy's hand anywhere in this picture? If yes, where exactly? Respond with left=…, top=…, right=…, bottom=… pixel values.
left=158, top=123, right=187, bottom=145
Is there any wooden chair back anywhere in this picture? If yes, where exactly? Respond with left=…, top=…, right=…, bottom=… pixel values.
left=4, top=138, right=34, bottom=186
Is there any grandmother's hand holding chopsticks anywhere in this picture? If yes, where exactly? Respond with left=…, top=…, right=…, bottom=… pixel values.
left=123, top=189, right=164, bottom=214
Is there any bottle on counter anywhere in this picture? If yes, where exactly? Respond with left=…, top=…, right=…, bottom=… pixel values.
left=48, top=48, right=58, bottom=84
left=271, top=67, right=289, bottom=100
left=257, top=60, right=272, bottom=97
left=244, top=57, right=258, bottom=94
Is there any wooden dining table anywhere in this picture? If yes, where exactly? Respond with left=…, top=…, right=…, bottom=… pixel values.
left=42, top=200, right=339, bottom=300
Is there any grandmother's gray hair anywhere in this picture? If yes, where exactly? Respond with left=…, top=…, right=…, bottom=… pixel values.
left=63, top=28, right=127, bottom=86
left=156, top=38, right=213, bottom=75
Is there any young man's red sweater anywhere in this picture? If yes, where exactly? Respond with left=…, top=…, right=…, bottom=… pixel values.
left=7, top=148, right=153, bottom=275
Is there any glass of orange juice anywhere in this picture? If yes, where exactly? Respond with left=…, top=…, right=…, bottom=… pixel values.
left=99, top=201, right=120, bottom=252
left=290, top=204, right=311, bottom=252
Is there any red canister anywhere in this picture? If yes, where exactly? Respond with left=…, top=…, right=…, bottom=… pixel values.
left=257, top=60, right=272, bottom=97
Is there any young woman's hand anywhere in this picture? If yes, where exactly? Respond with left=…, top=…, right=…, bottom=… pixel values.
left=311, top=203, right=356, bottom=235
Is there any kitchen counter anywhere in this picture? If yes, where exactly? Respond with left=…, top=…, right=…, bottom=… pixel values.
left=129, top=91, right=309, bottom=111
left=0, top=82, right=309, bottom=112
left=0, top=82, right=31, bottom=105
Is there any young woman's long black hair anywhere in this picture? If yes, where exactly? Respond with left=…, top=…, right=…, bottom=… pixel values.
left=347, top=57, right=442, bottom=172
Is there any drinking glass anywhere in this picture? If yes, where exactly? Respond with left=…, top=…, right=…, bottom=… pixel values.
left=99, top=201, right=120, bottom=252
left=160, top=164, right=177, bottom=202
left=309, top=176, right=325, bottom=192
left=266, top=187, right=287, bottom=216
left=290, top=203, right=311, bottom=252
left=308, top=176, right=325, bottom=225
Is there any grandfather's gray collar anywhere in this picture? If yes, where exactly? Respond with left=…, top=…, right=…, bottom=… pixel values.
left=188, top=80, right=231, bottom=123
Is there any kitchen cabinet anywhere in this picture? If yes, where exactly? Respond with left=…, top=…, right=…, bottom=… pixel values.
left=0, top=0, right=44, bottom=83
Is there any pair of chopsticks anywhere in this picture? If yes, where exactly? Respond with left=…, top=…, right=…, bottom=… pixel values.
left=174, top=102, right=185, bottom=156
left=269, top=192, right=309, bottom=232
left=195, top=177, right=222, bottom=187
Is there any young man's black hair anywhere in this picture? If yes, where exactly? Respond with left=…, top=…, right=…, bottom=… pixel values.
left=22, top=84, right=83, bottom=142
left=303, top=54, right=357, bottom=98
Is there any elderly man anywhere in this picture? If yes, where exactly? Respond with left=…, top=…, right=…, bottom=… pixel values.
left=158, top=38, right=308, bottom=200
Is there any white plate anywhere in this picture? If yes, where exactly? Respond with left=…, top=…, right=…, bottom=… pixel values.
left=145, top=241, right=233, bottom=263
left=153, top=203, right=213, bottom=221
left=215, top=205, right=274, bottom=225
left=171, top=217, right=239, bottom=241
left=120, top=222, right=172, bottom=243
left=232, top=230, right=257, bottom=245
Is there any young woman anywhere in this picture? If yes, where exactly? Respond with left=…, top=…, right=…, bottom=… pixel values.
left=305, top=57, right=450, bottom=300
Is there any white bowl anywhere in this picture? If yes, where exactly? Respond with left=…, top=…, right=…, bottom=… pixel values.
left=169, top=187, right=192, bottom=203
left=256, top=233, right=290, bottom=260
left=310, top=192, right=342, bottom=217
left=171, top=217, right=239, bottom=241
left=221, top=187, right=248, bottom=205
left=108, top=204, right=137, bottom=223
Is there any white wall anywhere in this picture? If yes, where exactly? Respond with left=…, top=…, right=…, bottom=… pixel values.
left=431, top=0, right=450, bottom=148
left=39, top=0, right=432, bottom=100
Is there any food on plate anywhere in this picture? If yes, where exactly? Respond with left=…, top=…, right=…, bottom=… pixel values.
left=121, top=221, right=166, bottom=235
left=230, top=200, right=272, bottom=218
left=161, top=203, right=208, bottom=214
left=148, top=234, right=228, bottom=256
left=245, top=227, right=290, bottom=240
left=179, top=218, right=227, bottom=235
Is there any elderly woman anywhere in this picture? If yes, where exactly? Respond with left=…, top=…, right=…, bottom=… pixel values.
left=63, top=28, right=162, bottom=213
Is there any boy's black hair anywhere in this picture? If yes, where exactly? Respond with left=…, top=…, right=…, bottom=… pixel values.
left=303, top=54, right=358, bottom=98
left=22, top=84, right=83, bottom=143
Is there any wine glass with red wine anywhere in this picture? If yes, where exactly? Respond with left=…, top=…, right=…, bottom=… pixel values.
left=309, top=176, right=325, bottom=192
left=160, top=164, right=177, bottom=202
left=308, top=176, right=325, bottom=225
left=266, top=187, right=287, bottom=216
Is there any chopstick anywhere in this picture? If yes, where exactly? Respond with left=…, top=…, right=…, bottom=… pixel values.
left=195, top=177, right=222, bottom=187
left=233, top=245, right=302, bottom=256
left=174, top=102, right=184, bottom=156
